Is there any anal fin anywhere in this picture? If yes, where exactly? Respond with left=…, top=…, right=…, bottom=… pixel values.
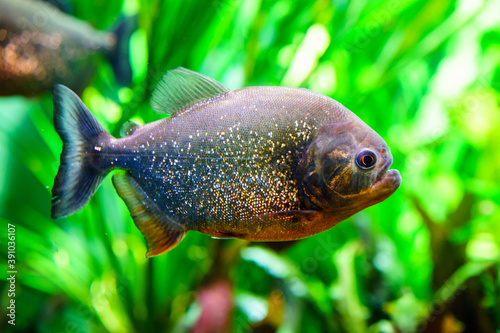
left=112, top=171, right=186, bottom=257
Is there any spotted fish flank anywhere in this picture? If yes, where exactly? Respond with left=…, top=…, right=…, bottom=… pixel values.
left=0, top=0, right=135, bottom=96
left=51, top=67, right=402, bottom=257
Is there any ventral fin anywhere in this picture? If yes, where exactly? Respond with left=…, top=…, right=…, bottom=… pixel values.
left=120, top=121, right=140, bottom=137
left=150, top=67, right=230, bottom=115
left=112, top=171, right=186, bottom=257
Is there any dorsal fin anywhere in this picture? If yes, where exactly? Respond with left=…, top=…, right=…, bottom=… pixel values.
left=120, top=121, right=140, bottom=137
left=150, top=67, right=230, bottom=115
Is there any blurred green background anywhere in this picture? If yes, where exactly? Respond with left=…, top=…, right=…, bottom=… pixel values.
left=1, top=0, right=500, bottom=332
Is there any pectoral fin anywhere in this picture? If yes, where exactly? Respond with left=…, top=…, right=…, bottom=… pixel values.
left=112, top=172, right=186, bottom=257
left=255, top=210, right=321, bottom=224
left=120, top=121, right=140, bottom=137
left=210, top=231, right=245, bottom=240
left=252, top=210, right=341, bottom=241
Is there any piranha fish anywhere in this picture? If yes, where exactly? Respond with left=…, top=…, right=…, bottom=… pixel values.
left=51, top=68, right=402, bottom=257
left=0, top=0, right=134, bottom=96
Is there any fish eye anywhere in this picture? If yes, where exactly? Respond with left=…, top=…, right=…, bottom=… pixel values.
left=356, top=149, right=377, bottom=169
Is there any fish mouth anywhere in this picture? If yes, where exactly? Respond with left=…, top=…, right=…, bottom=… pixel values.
left=328, top=167, right=401, bottom=216
left=374, top=157, right=392, bottom=182
left=372, top=158, right=402, bottom=192
left=361, top=166, right=401, bottom=209
left=373, top=169, right=402, bottom=189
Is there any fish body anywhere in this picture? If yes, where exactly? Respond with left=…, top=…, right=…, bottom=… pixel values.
left=0, top=0, right=133, bottom=96
left=51, top=68, right=401, bottom=256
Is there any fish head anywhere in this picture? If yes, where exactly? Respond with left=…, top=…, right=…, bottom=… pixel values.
left=297, top=119, right=401, bottom=215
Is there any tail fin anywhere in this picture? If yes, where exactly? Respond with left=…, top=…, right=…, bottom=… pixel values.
left=107, top=16, right=137, bottom=86
left=51, top=84, right=112, bottom=219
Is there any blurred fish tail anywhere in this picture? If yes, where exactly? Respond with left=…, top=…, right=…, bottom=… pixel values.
left=108, top=16, right=137, bottom=86
left=51, top=84, right=113, bottom=218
